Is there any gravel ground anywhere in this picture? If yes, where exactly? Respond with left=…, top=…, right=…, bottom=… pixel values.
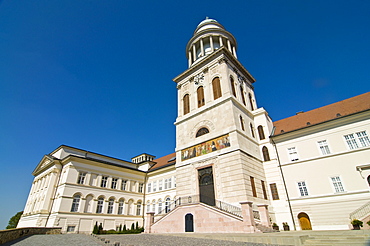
left=3, top=234, right=287, bottom=246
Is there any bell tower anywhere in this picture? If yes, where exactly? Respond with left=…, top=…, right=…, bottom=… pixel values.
left=173, top=18, right=271, bottom=208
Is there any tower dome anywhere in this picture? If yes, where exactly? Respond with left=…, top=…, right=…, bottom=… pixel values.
left=186, top=17, right=237, bottom=67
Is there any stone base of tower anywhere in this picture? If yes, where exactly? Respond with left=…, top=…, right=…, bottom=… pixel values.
left=146, top=202, right=268, bottom=233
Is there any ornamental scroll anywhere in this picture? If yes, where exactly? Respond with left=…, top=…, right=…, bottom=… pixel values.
left=181, top=134, right=230, bottom=161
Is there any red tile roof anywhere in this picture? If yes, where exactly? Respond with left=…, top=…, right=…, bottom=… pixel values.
left=149, top=152, right=176, bottom=171
left=273, top=92, right=370, bottom=136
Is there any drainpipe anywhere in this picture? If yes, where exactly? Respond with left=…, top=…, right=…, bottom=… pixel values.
left=270, top=134, right=296, bottom=230
left=142, top=170, right=149, bottom=227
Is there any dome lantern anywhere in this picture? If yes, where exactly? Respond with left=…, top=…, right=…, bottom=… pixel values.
left=186, top=17, right=238, bottom=67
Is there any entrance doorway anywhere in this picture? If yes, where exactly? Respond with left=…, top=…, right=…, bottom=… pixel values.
left=198, top=167, right=215, bottom=206
left=185, top=213, right=194, bottom=232
left=298, top=212, right=312, bottom=230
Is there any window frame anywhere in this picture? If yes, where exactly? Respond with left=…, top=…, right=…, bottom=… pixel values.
left=70, top=194, right=80, bottom=212
left=288, top=147, right=299, bottom=161
left=101, top=176, right=108, bottom=188
left=250, top=176, right=257, bottom=197
left=297, top=181, right=309, bottom=196
left=77, top=172, right=86, bottom=185
left=212, top=77, right=222, bottom=100
left=270, top=183, right=279, bottom=200
left=197, top=86, right=205, bottom=107
left=317, top=140, right=331, bottom=155
left=183, top=94, right=190, bottom=115
left=331, top=176, right=345, bottom=193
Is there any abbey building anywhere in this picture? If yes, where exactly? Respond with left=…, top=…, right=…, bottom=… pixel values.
left=18, top=18, right=370, bottom=233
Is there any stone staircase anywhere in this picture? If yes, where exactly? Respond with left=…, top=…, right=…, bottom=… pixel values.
left=301, top=231, right=370, bottom=246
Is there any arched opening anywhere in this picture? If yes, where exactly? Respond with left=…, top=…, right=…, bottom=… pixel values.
left=240, top=86, right=246, bottom=106
left=118, top=199, right=125, bottom=215
left=298, top=212, right=312, bottom=230
left=197, top=86, right=205, bottom=107
left=183, top=94, right=190, bottom=115
left=262, top=146, right=270, bottom=161
left=367, top=175, right=370, bottom=186
left=240, top=116, right=245, bottom=131
left=196, top=127, right=209, bottom=137
left=230, top=76, right=236, bottom=97
left=70, top=194, right=80, bottom=212
left=212, top=77, right=222, bottom=99
left=258, top=125, right=265, bottom=140
left=165, top=197, right=171, bottom=213
left=250, top=123, right=255, bottom=138
left=249, top=93, right=254, bottom=111
left=185, top=213, right=194, bottom=232
left=136, top=200, right=142, bottom=215
left=96, top=197, right=104, bottom=213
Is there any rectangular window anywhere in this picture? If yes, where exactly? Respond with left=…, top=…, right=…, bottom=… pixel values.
left=164, top=179, right=168, bottom=189
left=147, top=183, right=152, bottom=193
left=344, top=133, right=358, bottom=149
left=168, top=178, right=172, bottom=189
left=77, top=172, right=86, bottom=184
left=67, top=226, right=75, bottom=232
left=357, top=131, right=370, bottom=147
left=250, top=176, right=257, bottom=197
left=159, top=180, right=163, bottom=191
left=297, top=181, right=309, bottom=196
left=288, top=147, right=299, bottom=161
left=111, top=178, right=118, bottom=189
left=138, top=183, right=144, bottom=193
left=270, top=183, right=279, bottom=200
left=331, top=176, right=345, bottom=193
left=101, top=176, right=108, bottom=188
left=318, top=140, right=330, bottom=155
left=153, top=181, right=157, bottom=192
left=261, top=180, right=268, bottom=200
left=121, top=180, right=127, bottom=190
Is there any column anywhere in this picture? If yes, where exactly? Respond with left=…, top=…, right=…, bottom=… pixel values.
left=210, top=36, right=214, bottom=52
left=188, top=51, right=192, bottom=67
left=240, top=201, right=256, bottom=233
left=219, top=36, right=223, bottom=47
left=145, top=212, right=155, bottom=233
left=192, top=44, right=196, bottom=60
left=227, top=40, right=232, bottom=52
left=200, top=39, right=204, bottom=56
left=233, top=46, right=237, bottom=58
left=257, top=204, right=271, bottom=227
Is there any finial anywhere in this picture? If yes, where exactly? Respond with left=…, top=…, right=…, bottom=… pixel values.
left=206, top=16, right=209, bottom=19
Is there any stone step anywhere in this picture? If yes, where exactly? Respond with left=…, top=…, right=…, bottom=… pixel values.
left=303, top=238, right=368, bottom=246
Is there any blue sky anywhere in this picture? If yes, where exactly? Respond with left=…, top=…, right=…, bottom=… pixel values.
left=0, top=0, right=369, bottom=229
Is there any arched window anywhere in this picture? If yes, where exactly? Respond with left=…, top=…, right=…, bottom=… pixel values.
left=70, top=194, right=80, bottom=212
left=240, top=86, right=246, bottom=106
left=107, top=198, right=114, bottom=214
left=158, top=199, right=163, bottom=214
left=239, top=116, right=245, bottom=131
left=367, top=175, right=370, bottom=186
left=152, top=201, right=156, bottom=213
left=118, top=199, right=124, bottom=215
left=262, top=146, right=270, bottom=161
left=146, top=200, right=150, bottom=213
left=258, top=125, right=265, bottom=140
left=250, top=123, right=255, bottom=138
left=165, top=197, right=171, bottom=213
left=96, top=197, right=104, bottom=213
left=183, top=94, right=190, bottom=115
left=230, top=76, right=236, bottom=97
left=249, top=93, right=254, bottom=111
left=212, top=77, right=222, bottom=99
left=197, top=86, right=205, bottom=107
left=196, top=127, right=209, bottom=137
left=136, top=201, right=142, bottom=215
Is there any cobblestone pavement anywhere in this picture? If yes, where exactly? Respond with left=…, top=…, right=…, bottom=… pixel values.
left=2, top=234, right=103, bottom=246
left=3, top=234, right=287, bottom=246
left=102, top=234, right=285, bottom=246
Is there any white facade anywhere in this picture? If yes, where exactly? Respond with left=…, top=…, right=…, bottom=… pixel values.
left=18, top=18, right=370, bottom=233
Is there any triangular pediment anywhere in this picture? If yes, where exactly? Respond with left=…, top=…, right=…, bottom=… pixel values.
left=32, top=155, right=59, bottom=176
